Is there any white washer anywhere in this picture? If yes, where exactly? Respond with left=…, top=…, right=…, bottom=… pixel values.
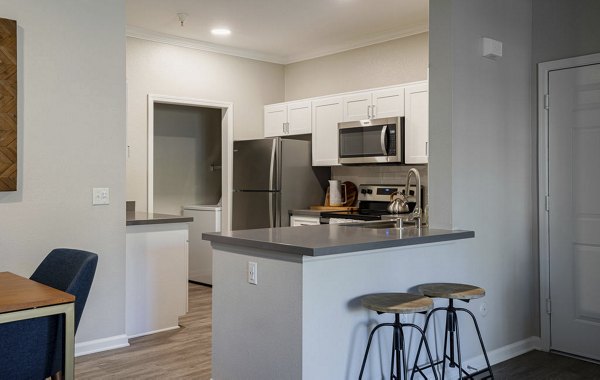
left=183, top=205, right=222, bottom=285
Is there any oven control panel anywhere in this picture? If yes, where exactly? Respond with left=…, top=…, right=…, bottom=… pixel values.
left=358, top=184, right=419, bottom=202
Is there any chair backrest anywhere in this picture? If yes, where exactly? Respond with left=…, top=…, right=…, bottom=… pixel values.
left=30, top=248, right=98, bottom=332
left=31, top=248, right=98, bottom=376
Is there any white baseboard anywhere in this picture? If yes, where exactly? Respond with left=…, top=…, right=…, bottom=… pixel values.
left=126, top=325, right=180, bottom=339
left=75, top=334, right=130, bottom=357
left=463, top=336, right=542, bottom=372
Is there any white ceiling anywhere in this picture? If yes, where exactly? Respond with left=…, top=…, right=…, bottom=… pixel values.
left=126, top=0, right=429, bottom=64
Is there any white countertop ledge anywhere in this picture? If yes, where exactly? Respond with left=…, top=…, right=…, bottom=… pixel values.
left=203, top=224, right=474, bottom=256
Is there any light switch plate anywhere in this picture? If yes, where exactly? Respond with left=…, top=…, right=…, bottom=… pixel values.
left=93, top=187, right=110, bottom=205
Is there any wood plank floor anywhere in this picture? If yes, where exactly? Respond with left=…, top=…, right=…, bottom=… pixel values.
left=488, top=350, right=600, bottom=379
left=75, top=283, right=600, bottom=379
left=75, top=283, right=212, bottom=379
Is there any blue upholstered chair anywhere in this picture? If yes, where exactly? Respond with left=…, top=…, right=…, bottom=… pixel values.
left=0, top=248, right=98, bottom=379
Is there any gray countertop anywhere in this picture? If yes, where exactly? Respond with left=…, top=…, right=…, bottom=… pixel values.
left=203, top=224, right=474, bottom=256
left=126, top=211, right=193, bottom=226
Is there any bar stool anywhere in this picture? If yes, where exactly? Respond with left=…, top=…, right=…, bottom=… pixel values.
left=359, top=293, right=439, bottom=380
left=412, top=283, right=493, bottom=380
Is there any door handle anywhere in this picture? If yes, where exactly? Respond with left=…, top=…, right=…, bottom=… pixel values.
left=425, top=141, right=428, bottom=156
left=380, top=125, right=388, bottom=155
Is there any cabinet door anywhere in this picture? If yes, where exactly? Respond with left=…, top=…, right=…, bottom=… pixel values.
left=404, top=83, right=429, bottom=164
left=312, top=97, right=343, bottom=166
left=264, top=104, right=287, bottom=137
left=342, top=92, right=371, bottom=121
left=287, top=100, right=312, bottom=135
left=372, top=87, right=405, bottom=118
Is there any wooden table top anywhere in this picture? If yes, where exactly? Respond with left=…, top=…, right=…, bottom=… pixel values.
left=0, top=272, right=75, bottom=313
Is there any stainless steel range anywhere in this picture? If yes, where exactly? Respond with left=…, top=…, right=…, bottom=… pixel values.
left=320, top=184, right=422, bottom=224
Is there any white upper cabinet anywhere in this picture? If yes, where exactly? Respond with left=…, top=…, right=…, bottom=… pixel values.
left=264, top=104, right=287, bottom=137
left=372, top=87, right=405, bottom=119
left=312, top=96, right=343, bottom=166
left=342, top=91, right=372, bottom=121
left=342, top=86, right=404, bottom=121
left=404, top=83, right=429, bottom=164
left=287, top=101, right=312, bottom=135
left=264, top=101, right=311, bottom=137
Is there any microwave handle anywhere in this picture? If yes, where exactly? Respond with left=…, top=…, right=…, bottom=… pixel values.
left=380, top=125, right=388, bottom=155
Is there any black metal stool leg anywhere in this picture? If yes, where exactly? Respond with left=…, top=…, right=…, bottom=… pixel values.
left=410, top=308, right=446, bottom=380
left=406, top=323, right=439, bottom=380
left=456, top=307, right=494, bottom=379
left=399, top=323, right=408, bottom=380
left=391, top=317, right=400, bottom=379
left=359, top=322, right=394, bottom=380
left=451, top=309, right=464, bottom=379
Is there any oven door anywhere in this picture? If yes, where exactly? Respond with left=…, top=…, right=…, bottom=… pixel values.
left=338, top=117, right=402, bottom=164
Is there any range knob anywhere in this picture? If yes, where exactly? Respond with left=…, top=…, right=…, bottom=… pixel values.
left=366, top=189, right=373, bottom=194
left=360, top=189, right=367, bottom=194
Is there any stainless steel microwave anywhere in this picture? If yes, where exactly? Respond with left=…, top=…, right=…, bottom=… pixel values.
left=338, top=117, right=404, bottom=164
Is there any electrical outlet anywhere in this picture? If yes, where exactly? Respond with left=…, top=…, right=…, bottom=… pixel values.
left=93, top=188, right=110, bottom=205
left=248, top=262, right=258, bottom=285
left=479, top=302, right=488, bottom=317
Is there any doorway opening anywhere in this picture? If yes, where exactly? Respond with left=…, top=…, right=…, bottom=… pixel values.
left=146, top=94, right=233, bottom=232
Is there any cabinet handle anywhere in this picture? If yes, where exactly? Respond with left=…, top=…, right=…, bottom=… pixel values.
left=367, top=105, right=372, bottom=119
left=425, top=141, right=428, bottom=156
left=286, top=122, right=290, bottom=134
left=372, top=105, right=376, bottom=118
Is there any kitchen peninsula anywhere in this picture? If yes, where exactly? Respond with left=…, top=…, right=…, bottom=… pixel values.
left=203, top=224, right=474, bottom=380
left=126, top=211, right=192, bottom=338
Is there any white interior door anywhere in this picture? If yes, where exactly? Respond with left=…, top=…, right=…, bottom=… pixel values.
left=548, top=62, right=600, bottom=360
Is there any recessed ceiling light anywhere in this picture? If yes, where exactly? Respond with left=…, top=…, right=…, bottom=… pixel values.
left=211, top=28, right=231, bottom=36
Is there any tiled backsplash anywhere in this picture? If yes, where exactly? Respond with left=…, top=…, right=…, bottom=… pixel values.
left=331, top=164, right=428, bottom=187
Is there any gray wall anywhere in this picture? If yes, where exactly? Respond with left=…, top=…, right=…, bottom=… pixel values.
left=532, top=0, right=600, bottom=64
left=153, top=104, right=221, bottom=215
left=429, top=0, right=536, bottom=350
left=0, top=0, right=126, bottom=344
left=127, top=37, right=285, bottom=211
left=284, top=32, right=429, bottom=101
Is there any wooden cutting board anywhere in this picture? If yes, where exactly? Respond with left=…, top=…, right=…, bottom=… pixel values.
left=309, top=205, right=359, bottom=211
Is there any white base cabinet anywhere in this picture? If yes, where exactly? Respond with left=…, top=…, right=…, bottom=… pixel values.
left=290, top=215, right=321, bottom=226
left=126, top=223, right=189, bottom=338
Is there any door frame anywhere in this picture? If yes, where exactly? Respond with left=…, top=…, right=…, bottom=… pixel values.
left=538, top=52, right=600, bottom=351
left=147, top=94, right=234, bottom=231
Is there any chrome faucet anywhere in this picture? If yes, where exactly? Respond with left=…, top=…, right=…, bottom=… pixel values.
left=404, top=168, right=422, bottom=227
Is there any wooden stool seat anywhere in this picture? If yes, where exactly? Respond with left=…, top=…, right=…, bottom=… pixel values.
left=361, top=293, right=433, bottom=314
left=418, top=282, right=485, bottom=300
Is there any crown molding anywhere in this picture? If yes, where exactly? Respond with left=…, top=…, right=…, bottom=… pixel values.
left=126, top=26, right=287, bottom=64
left=126, top=24, right=429, bottom=65
left=284, top=24, right=429, bottom=64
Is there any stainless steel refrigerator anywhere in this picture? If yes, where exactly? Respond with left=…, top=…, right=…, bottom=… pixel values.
left=232, top=137, right=328, bottom=230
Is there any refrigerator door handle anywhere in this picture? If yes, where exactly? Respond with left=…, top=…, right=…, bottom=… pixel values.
left=268, top=139, right=277, bottom=228
left=269, top=193, right=273, bottom=228
left=269, top=138, right=277, bottom=191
